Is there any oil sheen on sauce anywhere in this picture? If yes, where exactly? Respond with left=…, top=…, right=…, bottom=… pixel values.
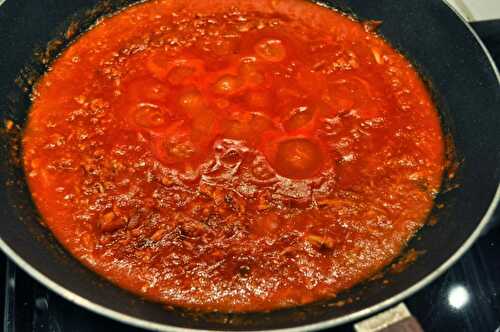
left=23, top=0, right=445, bottom=312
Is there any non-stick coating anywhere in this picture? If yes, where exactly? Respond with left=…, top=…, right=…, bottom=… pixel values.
left=0, top=0, right=498, bottom=331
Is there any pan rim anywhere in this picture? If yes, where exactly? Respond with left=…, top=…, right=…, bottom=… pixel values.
left=0, top=0, right=499, bottom=331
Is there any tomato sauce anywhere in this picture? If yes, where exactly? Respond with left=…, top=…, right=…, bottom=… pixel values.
left=23, top=0, right=444, bottom=312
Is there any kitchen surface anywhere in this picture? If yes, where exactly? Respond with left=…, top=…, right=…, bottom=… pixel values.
left=1, top=1, right=499, bottom=331
left=448, top=0, right=500, bottom=22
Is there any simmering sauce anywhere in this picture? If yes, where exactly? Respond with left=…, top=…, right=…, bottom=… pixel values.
left=23, top=0, right=444, bottom=312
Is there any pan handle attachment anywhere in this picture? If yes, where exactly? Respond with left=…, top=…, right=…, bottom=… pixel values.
left=354, top=303, right=424, bottom=332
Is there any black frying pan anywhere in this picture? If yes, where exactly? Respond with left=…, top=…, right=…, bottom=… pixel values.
left=0, top=0, right=498, bottom=331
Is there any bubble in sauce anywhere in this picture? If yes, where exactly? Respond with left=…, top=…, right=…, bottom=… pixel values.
left=178, top=90, right=204, bottom=111
left=284, top=106, right=314, bottom=131
left=213, top=75, right=242, bottom=95
left=274, top=138, right=323, bottom=179
left=133, top=103, right=166, bottom=128
left=254, top=38, right=287, bottom=62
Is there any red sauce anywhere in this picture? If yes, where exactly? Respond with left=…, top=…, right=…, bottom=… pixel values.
left=23, top=0, right=444, bottom=312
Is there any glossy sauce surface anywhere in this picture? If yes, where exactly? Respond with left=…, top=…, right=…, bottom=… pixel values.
left=23, top=0, right=444, bottom=312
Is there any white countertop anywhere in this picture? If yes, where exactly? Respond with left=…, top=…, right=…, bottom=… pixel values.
left=446, top=0, right=500, bottom=22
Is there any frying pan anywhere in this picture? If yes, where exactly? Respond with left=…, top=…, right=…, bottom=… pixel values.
left=0, top=0, right=498, bottom=331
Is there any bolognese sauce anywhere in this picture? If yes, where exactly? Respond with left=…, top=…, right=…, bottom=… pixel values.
left=23, top=0, right=444, bottom=312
